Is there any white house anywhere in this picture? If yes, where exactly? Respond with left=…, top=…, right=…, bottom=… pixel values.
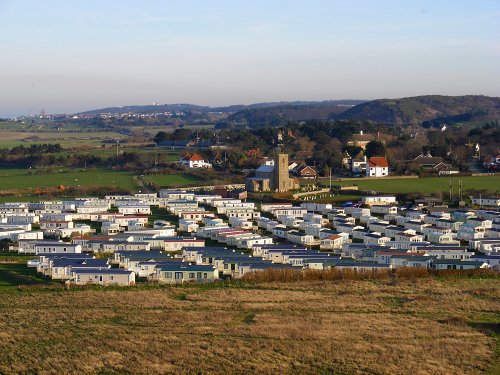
left=471, top=197, right=500, bottom=207
left=366, top=157, right=389, bottom=177
left=179, top=153, right=212, bottom=168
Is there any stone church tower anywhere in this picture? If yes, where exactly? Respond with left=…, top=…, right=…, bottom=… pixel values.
left=273, top=151, right=290, bottom=192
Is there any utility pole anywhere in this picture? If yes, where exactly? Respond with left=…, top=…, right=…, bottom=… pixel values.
left=116, top=140, right=119, bottom=156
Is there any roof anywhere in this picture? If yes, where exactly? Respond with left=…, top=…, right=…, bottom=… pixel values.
left=255, top=165, right=274, bottom=173
left=351, top=134, right=375, bottom=142
left=180, top=153, right=205, bottom=162
left=368, top=157, right=388, bottom=168
left=159, top=264, right=217, bottom=272
left=72, top=269, right=134, bottom=275
left=432, top=259, right=485, bottom=265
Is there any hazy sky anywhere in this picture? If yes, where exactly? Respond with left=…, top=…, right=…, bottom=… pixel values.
left=0, top=0, right=499, bottom=117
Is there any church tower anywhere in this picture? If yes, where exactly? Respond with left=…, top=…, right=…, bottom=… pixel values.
left=274, top=151, right=290, bottom=192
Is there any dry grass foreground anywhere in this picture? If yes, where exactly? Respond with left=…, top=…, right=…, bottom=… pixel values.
left=0, top=277, right=498, bottom=374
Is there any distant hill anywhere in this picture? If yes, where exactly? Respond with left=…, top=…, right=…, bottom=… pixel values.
left=226, top=100, right=366, bottom=126
left=78, top=95, right=500, bottom=129
left=78, top=100, right=366, bottom=116
left=336, top=95, right=500, bottom=127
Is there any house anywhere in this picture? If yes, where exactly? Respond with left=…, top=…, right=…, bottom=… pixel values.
left=34, top=242, right=82, bottom=255
left=370, top=205, right=398, bottom=215
left=471, top=197, right=500, bottom=207
left=432, top=162, right=459, bottom=176
left=286, top=230, right=316, bottom=246
left=366, top=157, right=389, bottom=177
left=294, top=165, right=317, bottom=180
left=430, top=259, right=487, bottom=270
left=179, top=153, right=212, bottom=168
left=49, top=258, right=110, bottom=280
left=117, top=204, right=151, bottom=215
left=363, top=233, right=391, bottom=246
left=163, top=237, right=205, bottom=252
left=156, top=264, right=219, bottom=284
left=72, top=269, right=136, bottom=286
left=390, top=255, right=435, bottom=269
left=361, top=196, right=397, bottom=206
left=334, top=262, right=390, bottom=272
left=348, top=131, right=376, bottom=149
left=320, top=234, right=347, bottom=250
left=350, top=151, right=367, bottom=174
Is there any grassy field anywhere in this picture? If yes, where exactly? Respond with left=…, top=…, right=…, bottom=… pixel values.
left=0, top=130, right=129, bottom=148
left=0, top=168, right=139, bottom=191
left=144, top=173, right=203, bottom=187
left=0, top=276, right=497, bottom=374
left=334, top=175, right=500, bottom=194
left=0, top=263, right=55, bottom=290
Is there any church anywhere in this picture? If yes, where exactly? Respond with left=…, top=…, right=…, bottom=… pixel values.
left=246, top=149, right=299, bottom=193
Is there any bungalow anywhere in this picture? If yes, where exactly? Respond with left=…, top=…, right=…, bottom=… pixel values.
left=370, top=205, right=398, bottom=215
left=286, top=230, right=316, bottom=246
left=34, top=242, right=82, bottom=255
left=40, top=220, right=74, bottom=235
left=179, top=211, right=215, bottom=222
left=72, top=269, right=136, bottom=286
left=163, top=237, right=205, bottom=252
left=395, top=232, right=425, bottom=242
left=301, top=202, right=333, bottom=213
left=363, top=233, right=391, bottom=246
left=49, top=258, right=109, bottom=280
left=470, top=254, right=500, bottom=270
left=100, top=241, right=150, bottom=253
left=272, top=208, right=308, bottom=219
left=390, top=255, right=435, bottom=269
left=368, top=220, right=390, bottom=233
left=236, top=236, right=273, bottom=250
left=320, top=234, right=347, bottom=250
left=117, top=204, right=151, bottom=215
left=178, top=218, right=199, bottom=233
left=335, top=262, right=390, bottom=272
left=436, top=219, right=462, bottom=231
left=430, top=259, right=487, bottom=270
left=158, top=190, right=196, bottom=200
left=426, top=232, right=459, bottom=245
left=471, top=197, right=500, bottom=207
left=384, top=225, right=408, bottom=238
left=156, top=264, right=219, bottom=284
left=260, top=203, right=293, bottom=213
left=361, top=196, right=397, bottom=206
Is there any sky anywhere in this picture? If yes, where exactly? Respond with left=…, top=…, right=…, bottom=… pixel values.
left=0, top=0, right=499, bottom=117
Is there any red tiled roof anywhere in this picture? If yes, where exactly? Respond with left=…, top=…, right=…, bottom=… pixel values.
left=368, top=157, right=388, bottom=168
left=189, top=153, right=205, bottom=161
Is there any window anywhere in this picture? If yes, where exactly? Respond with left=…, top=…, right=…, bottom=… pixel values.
left=110, top=276, right=114, bottom=280
left=224, top=264, right=228, bottom=269
left=188, top=273, right=195, bottom=278
left=204, top=273, right=207, bottom=279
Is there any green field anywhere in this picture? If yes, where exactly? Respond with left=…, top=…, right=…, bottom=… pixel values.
left=335, top=176, right=500, bottom=194
left=0, top=128, right=129, bottom=148
left=0, top=168, right=139, bottom=191
left=0, top=263, right=55, bottom=290
left=144, top=173, right=203, bottom=187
